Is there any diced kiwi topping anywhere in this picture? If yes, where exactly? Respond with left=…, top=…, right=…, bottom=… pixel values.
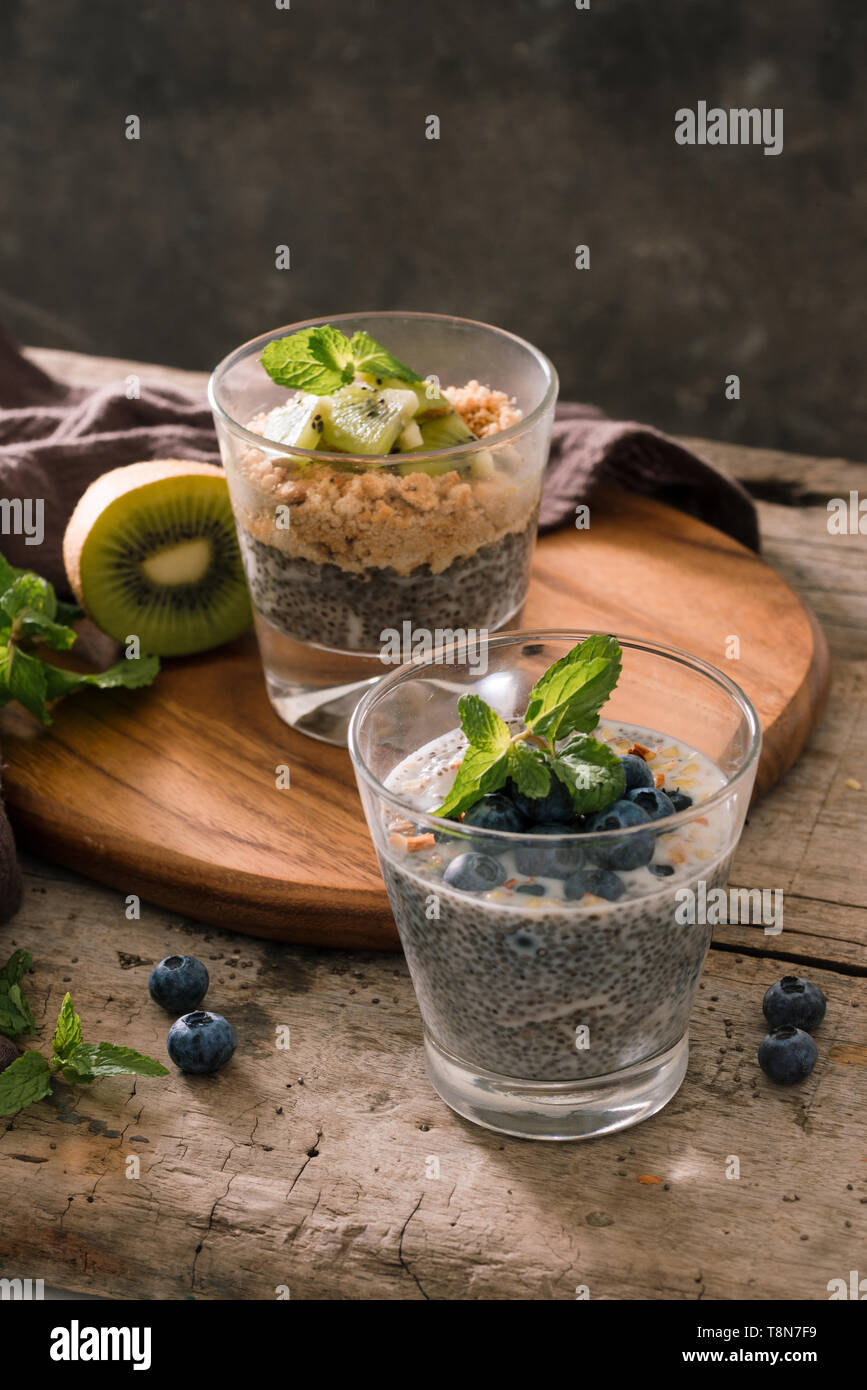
left=259, top=324, right=484, bottom=461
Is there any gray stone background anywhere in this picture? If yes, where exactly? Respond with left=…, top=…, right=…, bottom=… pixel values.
left=1, top=0, right=863, bottom=458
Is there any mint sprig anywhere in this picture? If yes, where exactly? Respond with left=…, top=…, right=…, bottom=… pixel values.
left=0, top=552, right=160, bottom=725
left=261, top=325, right=421, bottom=394
left=0, top=968, right=168, bottom=1116
left=434, top=635, right=624, bottom=818
left=0, top=949, right=34, bottom=1038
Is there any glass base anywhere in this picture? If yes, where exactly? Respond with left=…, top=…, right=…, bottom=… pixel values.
left=424, top=1032, right=690, bottom=1141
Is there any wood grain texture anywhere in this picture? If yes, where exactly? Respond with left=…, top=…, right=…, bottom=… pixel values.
left=0, top=350, right=861, bottom=1302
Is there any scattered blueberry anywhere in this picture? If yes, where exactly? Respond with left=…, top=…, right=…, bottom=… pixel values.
left=763, top=977, right=827, bottom=1032
left=515, top=823, right=585, bottom=879
left=148, top=955, right=209, bottom=1013
left=507, top=769, right=575, bottom=824
left=167, top=1011, right=237, bottom=1074
left=443, top=852, right=506, bottom=893
left=564, top=867, right=625, bottom=901
left=619, top=754, right=654, bottom=790
left=626, top=787, right=675, bottom=821
left=515, top=882, right=546, bottom=896
left=648, top=863, right=675, bottom=878
left=462, top=793, right=528, bottom=848
left=668, top=788, right=693, bottom=812
left=586, top=799, right=655, bottom=871
left=757, top=1027, right=818, bottom=1084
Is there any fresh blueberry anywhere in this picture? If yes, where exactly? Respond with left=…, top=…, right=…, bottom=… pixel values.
left=668, top=788, right=693, bottom=812
left=757, top=1027, right=818, bottom=1084
left=149, top=955, right=209, bottom=1013
left=564, top=867, right=625, bottom=901
left=462, top=793, right=528, bottom=849
left=443, top=852, right=506, bottom=892
left=763, top=977, right=827, bottom=1032
left=167, top=1011, right=236, bottom=1074
left=586, top=799, right=655, bottom=871
left=619, top=754, right=654, bottom=790
left=507, top=770, right=575, bottom=824
left=515, top=882, right=546, bottom=896
left=648, top=863, right=675, bottom=878
left=626, top=787, right=675, bottom=821
left=514, top=824, right=585, bottom=879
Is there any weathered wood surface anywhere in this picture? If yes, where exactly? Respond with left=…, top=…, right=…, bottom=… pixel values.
left=0, top=350, right=863, bottom=1301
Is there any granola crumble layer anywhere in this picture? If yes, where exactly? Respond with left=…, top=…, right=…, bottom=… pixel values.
left=231, top=383, right=535, bottom=576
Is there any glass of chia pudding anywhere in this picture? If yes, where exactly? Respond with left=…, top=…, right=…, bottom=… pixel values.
left=349, top=631, right=761, bottom=1140
left=209, top=312, right=557, bottom=744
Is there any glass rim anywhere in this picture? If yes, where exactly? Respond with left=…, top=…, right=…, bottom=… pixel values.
left=207, top=309, right=559, bottom=467
left=348, top=629, right=763, bottom=844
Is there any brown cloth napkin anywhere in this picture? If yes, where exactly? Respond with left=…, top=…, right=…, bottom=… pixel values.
left=0, top=324, right=758, bottom=922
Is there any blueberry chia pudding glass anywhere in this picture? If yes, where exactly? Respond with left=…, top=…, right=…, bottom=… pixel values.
left=209, top=312, right=558, bottom=744
left=349, top=631, right=761, bottom=1140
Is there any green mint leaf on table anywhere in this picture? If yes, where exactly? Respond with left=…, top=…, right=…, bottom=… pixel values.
left=0, top=1051, right=52, bottom=1115
left=0, top=949, right=32, bottom=987
left=42, top=653, right=161, bottom=700
left=66, top=1042, right=168, bottom=1080
left=550, top=734, right=626, bottom=814
left=434, top=694, right=513, bottom=818
left=5, top=645, right=50, bottom=724
left=524, top=634, right=622, bottom=745
left=348, top=331, right=421, bottom=384
left=52, top=992, right=83, bottom=1062
left=260, top=325, right=356, bottom=393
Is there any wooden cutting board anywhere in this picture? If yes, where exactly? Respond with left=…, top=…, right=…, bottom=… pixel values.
left=1, top=486, right=829, bottom=949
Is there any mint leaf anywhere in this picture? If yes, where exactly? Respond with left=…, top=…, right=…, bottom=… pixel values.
left=550, top=734, right=626, bottom=814
left=6, top=645, right=50, bottom=723
left=525, top=634, right=622, bottom=744
left=1, top=573, right=57, bottom=621
left=66, top=1042, right=168, bottom=1080
left=506, top=741, right=552, bottom=798
left=261, top=326, right=355, bottom=393
left=42, top=652, right=160, bottom=700
left=17, top=610, right=77, bottom=652
left=0, top=994, right=32, bottom=1038
left=0, top=1051, right=52, bottom=1115
left=434, top=694, right=512, bottom=817
left=348, top=331, right=421, bottom=384
left=0, top=949, right=32, bottom=987
left=52, top=993, right=83, bottom=1062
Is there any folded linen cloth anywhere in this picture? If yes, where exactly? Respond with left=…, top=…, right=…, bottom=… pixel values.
left=0, top=323, right=759, bottom=921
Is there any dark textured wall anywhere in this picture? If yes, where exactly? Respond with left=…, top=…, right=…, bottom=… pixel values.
left=1, top=0, right=864, bottom=458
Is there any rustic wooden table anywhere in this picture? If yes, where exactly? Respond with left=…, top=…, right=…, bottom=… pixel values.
left=1, top=351, right=864, bottom=1301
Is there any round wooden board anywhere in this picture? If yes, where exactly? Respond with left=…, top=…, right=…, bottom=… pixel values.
left=1, top=486, right=829, bottom=949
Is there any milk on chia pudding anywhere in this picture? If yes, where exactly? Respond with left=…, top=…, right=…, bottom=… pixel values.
left=380, top=721, right=733, bottom=1082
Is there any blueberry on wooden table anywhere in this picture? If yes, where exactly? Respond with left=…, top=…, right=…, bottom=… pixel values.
left=149, top=955, right=209, bottom=1013
left=757, top=1027, right=818, bottom=1084
left=167, top=1011, right=237, bottom=1074
left=763, top=976, right=827, bottom=1032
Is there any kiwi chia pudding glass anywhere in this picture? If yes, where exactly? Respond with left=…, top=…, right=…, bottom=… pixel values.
left=349, top=631, right=761, bottom=1140
left=209, top=312, right=557, bottom=744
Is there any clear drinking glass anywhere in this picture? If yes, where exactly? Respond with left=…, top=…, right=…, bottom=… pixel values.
left=209, top=312, right=558, bottom=744
left=349, top=631, right=761, bottom=1140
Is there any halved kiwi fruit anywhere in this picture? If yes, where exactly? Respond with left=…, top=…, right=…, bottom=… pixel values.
left=63, top=461, right=252, bottom=657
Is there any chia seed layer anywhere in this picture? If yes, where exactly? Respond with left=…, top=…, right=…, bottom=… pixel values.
left=381, top=850, right=733, bottom=1081
left=237, top=518, right=536, bottom=652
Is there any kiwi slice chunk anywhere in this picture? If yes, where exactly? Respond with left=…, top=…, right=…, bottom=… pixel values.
left=63, top=461, right=252, bottom=657
left=260, top=394, right=328, bottom=449
left=358, top=373, right=452, bottom=421
left=321, top=384, right=417, bottom=456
